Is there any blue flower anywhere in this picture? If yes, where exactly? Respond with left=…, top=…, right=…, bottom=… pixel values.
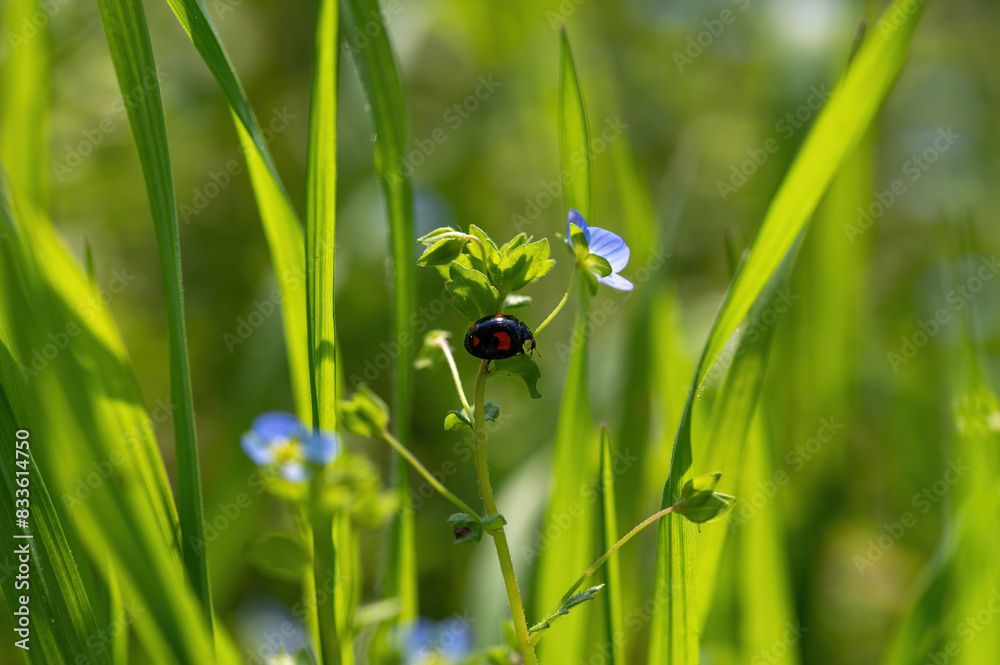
left=566, top=209, right=633, bottom=291
left=240, top=412, right=339, bottom=482
left=399, top=617, right=473, bottom=664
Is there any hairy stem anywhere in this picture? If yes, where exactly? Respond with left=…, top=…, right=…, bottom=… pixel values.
left=380, top=429, right=481, bottom=519
left=530, top=505, right=676, bottom=642
left=474, top=361, right=538, bottom=665
left=534, top=267, right=576, bottom=336
left=436, top=339, right=473, bottom=414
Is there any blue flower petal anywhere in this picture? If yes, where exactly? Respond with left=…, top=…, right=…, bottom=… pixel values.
left=586, top=226, right=630, bottom=273
left=241, top=431, right=276, bottom=466
left=401, top=619, right=436, bottom=662
left=598, top=272, right=634, bottom=291
left=251, top=412, right=305, bottom=442
left=302, top=431, right=339, bottom=465
left=436, top=618, right=473, bottom=660
left=566, top=208, right=589, bottom=237
left=279, top=461, right=309, bottom=483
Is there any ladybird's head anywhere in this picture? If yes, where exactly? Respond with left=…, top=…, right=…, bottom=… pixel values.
left=519, top=321, right=537, bottom=355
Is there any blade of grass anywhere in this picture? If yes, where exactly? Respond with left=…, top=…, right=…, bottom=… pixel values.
left=340, top=0, right=419, bottom=625
left=738, top=412, right=800, bottom=665
left=649, top=3, right=927, bottom=662
left=696, top=241, right=799, bottom=623
left=0, top=0, right=48, bottom=208
left=0, top=184, right=236, bottom=664
left=341, top=0, right=417, bottom=621
left=161, top=0, right=312, bottom=421
left=559, top=26, right=592, bottom=219
left=305, top=1, right=344, bottom=662
left=534, top=26, right=597, bottom=665
left=0, top=380, right=110, bottom=665
left=599, top=427, right=624, bottom=665
left=95, top=0, right=212, bottom=630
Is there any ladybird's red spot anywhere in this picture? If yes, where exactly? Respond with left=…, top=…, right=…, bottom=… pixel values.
left=494, top=331, right=512, bottom=351
left=473, top=336, right=481, bottom=347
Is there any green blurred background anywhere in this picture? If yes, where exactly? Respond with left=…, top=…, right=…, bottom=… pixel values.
left=12, top=0, right=999, bottom=662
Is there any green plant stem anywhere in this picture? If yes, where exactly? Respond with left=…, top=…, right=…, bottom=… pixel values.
left=297, top=509, right=322, bottom=659
left=534, top=267, right=576, bottom=335
left=436, top=339, right=473, bottom=414
left=474, top=361, right=539, bottom=665
left=380, top=429, right=480, bottom=519
left=311, top=506, right=342, bottom=665
left=530, top=505, right=676, bottom=642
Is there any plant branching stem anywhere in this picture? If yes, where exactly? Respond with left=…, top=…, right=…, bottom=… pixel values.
left=473, top=361, right=538, bottom=665
left=436, top=339, right=473, bottom=414
left=380, top=429, right=480, bottom=519
left=534, top=267, right=576, bottom=335
left=530, top=505, right=676, bottom=643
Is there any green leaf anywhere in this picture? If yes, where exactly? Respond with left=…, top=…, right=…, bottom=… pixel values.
left=481, top=513, right=508, bottom=532
left=649, top=3, right=927, bottom=663
left=1, top=0, right=48, bottom=207
left=0, top=385, right=110, bottom=665
left=341, top=0, right=420, bottom=626
left=483, top=400, right=501, bottom=422
left=599, top=428, right=624, bottom=665
left=247, top=532, right=310, bottom=582
left=467, top=224, right=501, bottom=279
left=415, top=330, right=451, bottom=370
left=498, top=233, right=531, bottom=255
left=497, top=238, right=556, bottom=293
left=447, top=401, right=499, bottom=430
left=446, top=262, right=500, bottom=321
left=418, top=236, right=469, bottom=266
left=444, top=410, right=472, bottom=431
left=305, top=0, right=339, bottom=436
left=504, top=294, right=533, bottom=309
left=161, top=0, right=312, bottom=422
left=491, top=355, right=542, bottom=399
left=95, top=0, right=212, bottom=627
left=534, top=275, right=592, bottom=665
left=417, top=226, right=461, bottom=246
left=529, top=585, right=605, bottom=634
left=339, top=385, right=390, bottom=437
left=558, top=27, right=592, bottom=219
left=447, top=512, right=505, bottom=544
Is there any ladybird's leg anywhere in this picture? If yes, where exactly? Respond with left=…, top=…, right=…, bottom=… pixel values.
left=484, top=360, right=493, bottom=374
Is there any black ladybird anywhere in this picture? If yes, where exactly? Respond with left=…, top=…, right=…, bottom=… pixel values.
left=464, top=314, right=536, bottom=360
